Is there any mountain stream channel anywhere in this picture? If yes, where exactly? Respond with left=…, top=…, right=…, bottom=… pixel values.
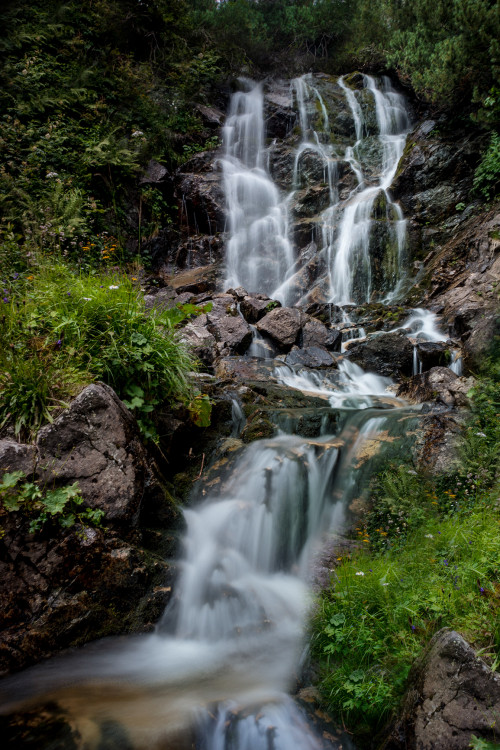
left=0, top=75, right=468, bottom=749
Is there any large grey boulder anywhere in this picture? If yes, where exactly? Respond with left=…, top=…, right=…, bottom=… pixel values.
left=240, top=294, right=279, bottom=324
left=256, top=307, right=306, bottom=351
left=302, top=317, right=341, bottom=351
left=384, top=629, right=500, bottom=749
left=345, top=330, right=414, bottom=378
left=206, top=295, right=253, bottom=355
left=36, top=383, right=158, bottom=524
left=285, top=346, right=336, bottom=369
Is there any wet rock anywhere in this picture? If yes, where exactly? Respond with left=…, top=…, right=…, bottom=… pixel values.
left=302, top=317, right=342, bottom=351
left=345, top=330, right=414, bottom=378
left=256, top=307, right=306, bottom=351
left=36, top=383, right=160, bottom=524
left=175, top=152, right=224, bottom=234
left=391, top=122, right=485, bottom=227
left=285, top=346, right=336, bottom=369
left=416, top=341, right=451, bottom=370
left=240, top=295, right=280, bottom=323
left=265, top=84, right=296, bottom=139
left=384, top=628, right=500, bottom=750
left=397, top=367, right=474, bottom=408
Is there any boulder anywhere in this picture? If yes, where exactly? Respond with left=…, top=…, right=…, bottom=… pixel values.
left=416, top=341, right=451, bottom=370
left=180, top=317, right=217, bottom=367
left=36, top=383, right=159, bottom=524
left=256, top=307, right=306, bottom=351
left=345, top=330, right=414, bottom=378
left=285, top=346, right=336, bottom=369
left=397, top=367, right=474, bottom=408
left=302, top=318, right=342, bottom=351
left=206, top=296, right=252, bottom=355
left=240, top=295, right=279, bottom=323
left=384, top=629, right=500, bottom=750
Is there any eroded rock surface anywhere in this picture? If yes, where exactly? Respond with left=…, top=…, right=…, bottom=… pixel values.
left=36, top=383, right=161, bottom=524
left=384, top=629, right=500, bottom=750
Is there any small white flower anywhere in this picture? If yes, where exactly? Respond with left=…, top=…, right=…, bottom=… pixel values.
left=425, top=533, right=434, bottom=539
left=131, top=130, right=144, bottom=137
left=82, top=297, right=92, bottom=301
left=475, top=432, right=486, bottom=437
left=46, top=171, right=58, bottom=178
left=355, top=571, right=365, bottom=576
left=407, top=469, right=417, bottom=475
left=108, top=285, right=119, bottom=290
left=381, top=582, right=389, bottom=586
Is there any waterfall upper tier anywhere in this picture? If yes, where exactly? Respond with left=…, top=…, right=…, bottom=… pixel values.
left=222, top=74, right=412, bottom=307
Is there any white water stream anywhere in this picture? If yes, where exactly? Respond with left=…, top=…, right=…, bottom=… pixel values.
left=222, top=83, right=295, bottom=302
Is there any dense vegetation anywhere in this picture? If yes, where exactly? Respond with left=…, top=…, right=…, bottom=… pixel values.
left=311, top=362, right=500, bottom=740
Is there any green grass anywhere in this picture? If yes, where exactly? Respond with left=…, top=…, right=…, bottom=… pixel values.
left=0, top=262, right=199, bottom=439
left=311, top=370, right=500, bottom=738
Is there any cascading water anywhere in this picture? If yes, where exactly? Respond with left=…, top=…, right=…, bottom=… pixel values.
left=222, top=82, right=294, bottom=302
left=328, top=75, right=410, bottom=305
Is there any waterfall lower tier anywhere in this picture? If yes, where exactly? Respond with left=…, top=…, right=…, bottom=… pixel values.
left=0, top=361, right=417, bottom=750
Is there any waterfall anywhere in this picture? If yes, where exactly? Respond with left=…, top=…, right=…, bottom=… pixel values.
left=328, top=75, right=410, bottom=305
left=222, top=74, right=410, bottom=308
left=222, top=82, right=294, bottom=302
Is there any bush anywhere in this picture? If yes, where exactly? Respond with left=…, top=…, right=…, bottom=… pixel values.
left=473, top=132, right=500, bottom=201
left=0, top=263, right=202, bottom=439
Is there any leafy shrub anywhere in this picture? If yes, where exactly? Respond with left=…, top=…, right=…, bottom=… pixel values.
left=0, top=471, right=104, bottom=533
left=473, top=132, right=500, bottom=201
left=0, top=264, right=206, bottom=439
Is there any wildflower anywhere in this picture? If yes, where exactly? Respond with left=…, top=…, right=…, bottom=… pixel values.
left=411, top=625, right=416, bottom=631
left=131, top=130, right=144, bottom=137
left=2, top=297, right=8, bottom=303
left=27, top=275, right=34, bottom=280
left=444, top=560, right=448, bottom=566
left=46, top=171, right=58, bottom=178
left=407, top=469, right=417, bottom=475
left=82, top=297, right=92, bottom=301
left=56, top=339, right=62, bottom=348
left=109, top=285, right=119, bottom=290
left=381, top=582, right=389, bottom=586
left=355, top=571, right=365, bottom=576
left=131, top=277, right=137, bottom=281
left=425, top=534, right=433, bottom=539
left=67, top=291, right=71, bottom=296
left=475, top=432, right=486, bottom=438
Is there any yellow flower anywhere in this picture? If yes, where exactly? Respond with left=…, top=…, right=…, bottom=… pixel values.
left=27, top=275, right=34, bottom=280
left=131, top=277, right=137, bottom=281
